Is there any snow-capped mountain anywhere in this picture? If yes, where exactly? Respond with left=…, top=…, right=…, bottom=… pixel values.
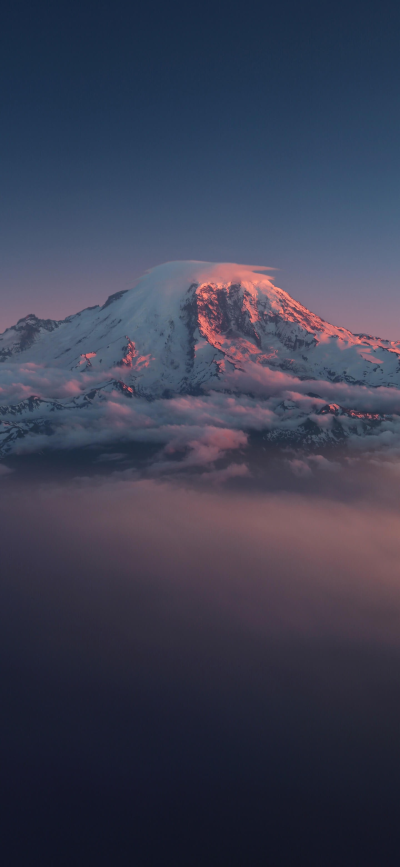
left=1, top=261, right=400, bottom=460
left=2, top=261, right=400, bottom=391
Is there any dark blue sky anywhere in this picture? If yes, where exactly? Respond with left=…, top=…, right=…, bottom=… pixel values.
left=2, top=0, right=400, bottom=335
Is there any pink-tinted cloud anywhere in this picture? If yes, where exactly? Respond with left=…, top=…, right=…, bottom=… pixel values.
left=3, top=352, right=400, bottom=464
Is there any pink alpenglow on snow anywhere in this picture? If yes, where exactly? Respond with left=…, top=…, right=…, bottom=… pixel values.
left=2, top=261, right=400, bottom=462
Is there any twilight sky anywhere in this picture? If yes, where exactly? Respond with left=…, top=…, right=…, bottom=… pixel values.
left=1, top=0, right=399, bottom=336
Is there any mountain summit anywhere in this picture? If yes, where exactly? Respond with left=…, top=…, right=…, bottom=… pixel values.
left=1, top=262, right=400, bottom=459
left=2, top=261, right=400, bottom=393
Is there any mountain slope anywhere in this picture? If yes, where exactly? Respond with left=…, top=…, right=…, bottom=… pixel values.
left=2, top=261, right=400, bottom=393
left=1, top=261, right=400, bottom=460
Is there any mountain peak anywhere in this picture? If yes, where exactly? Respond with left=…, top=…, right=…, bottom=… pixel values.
left=0, top=261, right=399, bottom=394
left=1, top=261, right=400, bottom=458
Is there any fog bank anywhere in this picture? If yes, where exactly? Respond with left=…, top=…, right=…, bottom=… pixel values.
left=1, top=475, right=400, bottom=865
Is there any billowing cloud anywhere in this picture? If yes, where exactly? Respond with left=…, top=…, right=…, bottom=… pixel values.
left=287, top=454, right=340, bottom=477
left=3, top=354, right=400, bottom=471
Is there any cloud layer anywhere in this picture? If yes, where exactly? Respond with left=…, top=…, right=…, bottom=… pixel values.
left=3, top=357, right=400, bottom=473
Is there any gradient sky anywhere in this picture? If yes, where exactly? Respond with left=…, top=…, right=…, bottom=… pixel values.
left=1, top=0, right=399, bottom=336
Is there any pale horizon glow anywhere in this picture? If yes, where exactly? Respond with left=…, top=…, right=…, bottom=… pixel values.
left=1, top=259, right=399, bottom=343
